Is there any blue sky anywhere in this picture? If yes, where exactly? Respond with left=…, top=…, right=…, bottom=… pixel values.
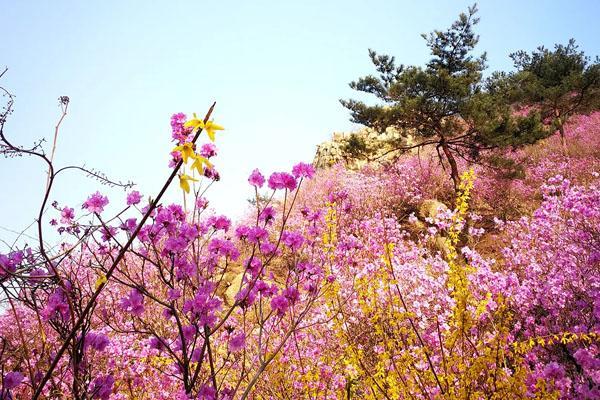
left=1, top=0, right=599, bottom=246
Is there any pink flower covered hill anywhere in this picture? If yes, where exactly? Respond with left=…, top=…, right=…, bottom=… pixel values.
left=3, top=2, right=600, bottom=397
left=1, top=108, right=599, bottom=399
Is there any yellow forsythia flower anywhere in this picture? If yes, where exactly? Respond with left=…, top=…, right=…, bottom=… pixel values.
left=190, top=154, right=212, bottom=175
left=179, top=174, right=198, bottom=193
left=183, top=113, right=224, bottom=141
left=173, top=142, right=195, bottom=164
left=95, top=274, right=107, bottom=290
left=203, top=120, right=223, bottom=142
left=183, top=113, right=204, bottom=132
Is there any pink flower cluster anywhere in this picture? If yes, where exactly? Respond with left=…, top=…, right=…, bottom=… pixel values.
left=1, top=112, right=599, bottom=399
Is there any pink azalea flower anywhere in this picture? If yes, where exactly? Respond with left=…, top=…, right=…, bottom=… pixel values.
left=83, top=191, right=109, bottom=213
left=126, top=190, right=142, bottom=206
left=248, top=169, right=265, bottom=188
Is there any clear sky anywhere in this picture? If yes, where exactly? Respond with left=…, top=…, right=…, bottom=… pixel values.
left=1, top=0, right=599, bottom=246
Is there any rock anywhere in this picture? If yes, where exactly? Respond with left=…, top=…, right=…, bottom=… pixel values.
left=313, top=126, right=414, bottom=170
left=411, top=219, right=426, bottom=231
left=224, top=272, right=244, bottom=307
left=416, top=199, right=451, bottom=257
left=433, top=235, right=451, bottom=257
left=418, top=199, right=449, bottom=220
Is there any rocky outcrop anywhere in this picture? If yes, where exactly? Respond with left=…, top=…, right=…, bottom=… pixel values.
left=224, top=272, right=244, bottom=306
left=418, top=199, right=449, bottom=220
left=313, top=126, right=414, bottom=170
left=415, top=199, right=452, bottom=257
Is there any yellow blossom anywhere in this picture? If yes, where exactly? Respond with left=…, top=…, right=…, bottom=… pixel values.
left=183, top=113, right=223, bottom=141
left=183, top=113, right=204, bottom=133
left=190, top=154, right=212, bottom=175
left=172, top=142, right=195, bottom=164
left=203, top=120, right=223, bottom=142
left=95, top=274, right=107, bottom=290
left=179, top=174, right=198, bottom=193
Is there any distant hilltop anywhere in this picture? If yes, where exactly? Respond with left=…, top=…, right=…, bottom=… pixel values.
left=313, top=126, right=415, bottom=170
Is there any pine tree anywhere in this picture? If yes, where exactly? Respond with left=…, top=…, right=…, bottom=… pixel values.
left=341, top=4, right=545, bottom=189
left=510, top=39, right=600, bottom=149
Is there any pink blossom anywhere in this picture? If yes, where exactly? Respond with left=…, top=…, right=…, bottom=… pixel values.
left=168, top=288, right=181, bottom=301
left=42, top=288, right=70, bottom=321
left=3, top=371, right=24, bottom=389
left=127, top=190, right=142, bottom=206
left=196, top=197, right=209, bottom=209
left=121, top=217, right=137, bottom=232
left=203, top=166, right=220, bottom=181
left=271, top=294, right=289, bottom=315
left=197, top=385, right=216, bottom=400
left=248, top=226, right=268, bottom=243
left=292, top=162, right=315, bottom=179
left=282, top=230, right=304, bottom=251
left=207, top=215, right=231, bottom=232
left=248, top=169, right=265, bottom=188
left=83, top=191, right=109, bottom=213
left=259, top=206, right=276, bottom=224
left=235, top=225, right=251, bottom=240
left=171, top=112, right=190, bottom=143
left=268, top=172, right=297, bottom=191
left=60, top=206, right=75, bottom=223
left=200, top=143, right=217, bottom=158
left=90, top=375, right=114, bottom=400
left=228, top=333, right=246, bottom=352
left=182, top=283, right=222, bottom=327
left=149, top=336, right=165, bottom=351
left=208, top=238, right=240, bottom=260
left=120, top=289, right=145, bottom=316
left=83, top=332, right=110, bottom=352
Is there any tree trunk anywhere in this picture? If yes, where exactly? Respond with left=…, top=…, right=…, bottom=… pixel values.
left=555, top=110, right=567, bottom=153
left=440, top=141, right=460, bottom=191
left=558, top=123, right=567, bottom=153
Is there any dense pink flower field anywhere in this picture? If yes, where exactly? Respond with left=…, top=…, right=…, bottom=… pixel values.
left=1, top=112, right=599, bottom=399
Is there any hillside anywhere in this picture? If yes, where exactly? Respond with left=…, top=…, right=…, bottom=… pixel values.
left=2, top=0, right=600, bottom=398
left=1, top=110, right=599, bottom=399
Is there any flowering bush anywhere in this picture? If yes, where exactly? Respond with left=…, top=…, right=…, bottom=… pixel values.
left=1, top=99, right=599, bottom=399
left=0, top=104, right=328, bottom=399
left=502, top=175, right=600, bottom=398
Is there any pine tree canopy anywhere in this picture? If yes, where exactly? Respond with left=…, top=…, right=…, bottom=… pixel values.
left=509, top=39, right=600, bottom=146
left=341, top=4, right=550, bottom=188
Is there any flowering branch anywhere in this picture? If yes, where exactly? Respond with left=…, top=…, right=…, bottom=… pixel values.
left=30, top=102, right=216, bottom=399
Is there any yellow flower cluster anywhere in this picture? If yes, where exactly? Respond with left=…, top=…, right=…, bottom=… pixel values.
left=174, top=114, right=223, bottom=193
left=334, top=169, right=535, bottom=399
left=513, top=331, right=600, bottom=355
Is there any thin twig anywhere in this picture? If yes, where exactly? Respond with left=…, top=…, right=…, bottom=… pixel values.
left=31, top=102, right=217, bottom=399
